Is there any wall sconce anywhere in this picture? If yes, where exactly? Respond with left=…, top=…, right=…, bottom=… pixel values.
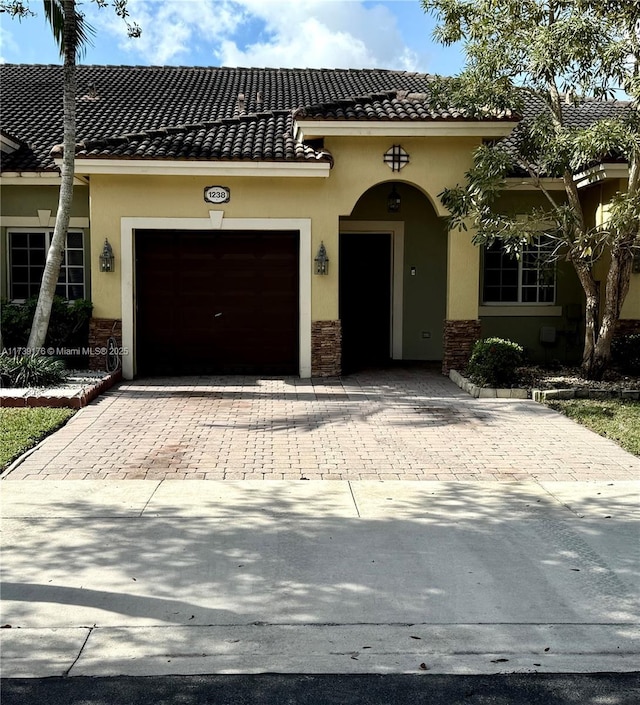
left=314, top=241, right=329, bottom=275
left=387, top=184, right=401, bottom=213
left=100, top=239, right=115, bottom=272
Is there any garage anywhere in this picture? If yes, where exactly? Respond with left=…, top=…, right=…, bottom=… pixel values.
left=135, top=230, right=299, bottom=376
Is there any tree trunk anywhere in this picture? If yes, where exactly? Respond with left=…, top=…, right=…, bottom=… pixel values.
left=585, top=242, right=634, bottom=380
left=27, top=0, right=76, bottom=351
left=571, top=258, right=601, bottom=377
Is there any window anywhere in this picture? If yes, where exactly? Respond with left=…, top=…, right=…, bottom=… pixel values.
left=482, top=238, right=555, bottom=304
left=8, top=229, right=86, bottom=301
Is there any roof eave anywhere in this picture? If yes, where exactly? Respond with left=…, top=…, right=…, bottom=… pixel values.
left=503, top=177, right=567, bottom=191
left=60, top=158, right=332, bottom=178
left=574, top=163, right=629, bottom=189
left=295, top=120, right=520, bottom=139
left=0, top=172, right=88, bottom=186
left=504, top=162, right=630, bottom=191
left=0, top=133, right=22, bottom=154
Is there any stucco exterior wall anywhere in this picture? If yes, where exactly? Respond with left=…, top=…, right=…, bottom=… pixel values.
left=328, top=135, right=479, bottom=326
left=344, top=181, right=447, bottom=360
left=582, top=178, right=640, bottom=320
left=86, top=136, right=479, bottom=323
left=478, top=189, right=586, bottom=362
left=0, top=185, right=90, bottom=218
left=624, top=275, right=640, bottom=319
left=88, top=173, right=336, bottom=320
left=0, top=184, right=90, bottom=300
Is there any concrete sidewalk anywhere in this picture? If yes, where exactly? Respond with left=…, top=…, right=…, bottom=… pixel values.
left=2, top=480, right=638, bottom=677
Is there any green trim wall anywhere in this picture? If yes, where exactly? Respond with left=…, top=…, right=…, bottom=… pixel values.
left=343, top=181, right=448, bottom=361
left=480, top=189, right=584, bottom=364
left=480, top=263, right=586, bottom=364
left=0, top=185, right=90, bottom=301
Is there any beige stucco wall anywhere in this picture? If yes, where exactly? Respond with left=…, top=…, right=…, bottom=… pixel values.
left=621, top=271, right=640, bottom=319
left=583, top=178, right=640, bottom=320
left=329, top=136, right=479, bottom=328
left=447, top=227, right=479, bottom=319
left=87, top=136, right=479, bottom=321
left=89, top=173, right=336, bottom=320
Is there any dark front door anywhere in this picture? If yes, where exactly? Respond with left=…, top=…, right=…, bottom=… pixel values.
left=135, top=230, right=299, bottom=376
left=339, top=232, right=392, bottom=374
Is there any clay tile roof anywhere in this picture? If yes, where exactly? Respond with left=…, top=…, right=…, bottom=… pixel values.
left=498, top=95, right=633, bottom=176
left=1, top=65, right=438, bottom=171
left=294, top=92, right=517, bottom=122
left=47, top=111, right=331, bottom=164
left=0, top=64, right=631, bottom=173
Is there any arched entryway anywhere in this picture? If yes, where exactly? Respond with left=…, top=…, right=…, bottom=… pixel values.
left=339, top=181, right=447, bottom=373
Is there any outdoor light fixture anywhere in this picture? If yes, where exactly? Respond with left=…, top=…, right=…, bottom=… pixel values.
left=100, top=239, right=115, bottom=272
left=383, top=144, right=409, bottom=172
left=314, top=241, right=329, bottom=275
left=387, top=184, right=401, bottom=213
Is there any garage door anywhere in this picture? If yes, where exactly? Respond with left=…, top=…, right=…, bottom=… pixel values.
left=135, top=230, right=299, bottom=376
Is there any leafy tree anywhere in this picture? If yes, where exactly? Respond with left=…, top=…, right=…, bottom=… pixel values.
left=0, top=1, right=139, bottom=351
left=422, top=0, right=640, bottom=379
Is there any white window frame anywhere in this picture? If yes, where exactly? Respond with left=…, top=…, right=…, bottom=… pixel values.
left=481, top=237, right=556, bottom=306
left=6, top=228, right=86, bottom=302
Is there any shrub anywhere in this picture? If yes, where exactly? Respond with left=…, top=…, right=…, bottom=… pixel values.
left=611, top=333, right=640, bottom=375
left=0, top=297, right=93, bottom=351
left=466, top=337, right=525, bottom=387
left=0, top=352, right=67, bottom=389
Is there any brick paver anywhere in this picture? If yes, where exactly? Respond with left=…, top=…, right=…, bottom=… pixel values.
left=3, top=368, right=639, bottom=480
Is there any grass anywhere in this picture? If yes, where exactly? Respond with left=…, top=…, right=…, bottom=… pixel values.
left=0, top=407, right=75, bottom=470
left=546, top=398, right=640, bottom=457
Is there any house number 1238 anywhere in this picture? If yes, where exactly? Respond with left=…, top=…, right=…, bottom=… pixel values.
left=204, top=186, right=230, bottom=204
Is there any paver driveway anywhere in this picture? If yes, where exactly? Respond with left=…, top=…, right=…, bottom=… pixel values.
left=3, top=367, right=639, bottom=481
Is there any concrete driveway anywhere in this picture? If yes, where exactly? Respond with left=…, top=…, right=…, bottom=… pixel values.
left=2, top=367, right=639, bottom=481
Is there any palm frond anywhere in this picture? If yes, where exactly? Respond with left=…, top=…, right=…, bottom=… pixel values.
left=43, top=0, right=96, bottom=58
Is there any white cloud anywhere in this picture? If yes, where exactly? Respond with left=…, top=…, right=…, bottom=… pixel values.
left=90, top=0, right=420, bottom=70
left=0, top=26, right=17, bottom=63
left=90, top=0, right=245, bottom=65
left=217, top=2, right=419, bottom=70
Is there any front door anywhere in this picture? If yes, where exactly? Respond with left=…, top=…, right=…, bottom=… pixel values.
left=339, top=232, right=392, bottom=374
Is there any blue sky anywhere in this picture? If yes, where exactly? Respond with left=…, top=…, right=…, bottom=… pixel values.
left=1, top=0, right=465, bottom=74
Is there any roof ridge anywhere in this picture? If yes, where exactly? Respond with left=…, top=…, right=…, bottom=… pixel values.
left=293, top=91, right=398, bottom=118
left=0, top=63, right=432, bottom=76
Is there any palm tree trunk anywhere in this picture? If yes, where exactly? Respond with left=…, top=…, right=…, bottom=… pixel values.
left=27, top=0, right=76, bottom=351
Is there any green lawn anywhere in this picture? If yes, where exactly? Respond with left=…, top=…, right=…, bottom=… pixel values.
left=0, top=408, right=75, bottom=470
left=546, top=398, right=640, bottom=457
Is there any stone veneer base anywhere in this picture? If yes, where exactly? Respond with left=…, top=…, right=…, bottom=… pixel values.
left=311, top=320, right=342, bottom=377
left=442, top=319, right=481, bottom=375
left=89, top=318, right=122, bottom=372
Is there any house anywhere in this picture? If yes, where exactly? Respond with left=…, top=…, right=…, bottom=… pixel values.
left=1, top=64, right=638, bottom=378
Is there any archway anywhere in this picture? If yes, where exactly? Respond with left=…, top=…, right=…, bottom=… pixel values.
left=339, top=181, right=447, bottom=373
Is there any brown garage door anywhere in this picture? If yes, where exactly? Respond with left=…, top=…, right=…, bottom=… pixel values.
left=136, top=230, right=299, bottom=376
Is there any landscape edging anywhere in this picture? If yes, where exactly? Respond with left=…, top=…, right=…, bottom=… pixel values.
left=449, top=369, right=640, bottom=402
left=0, top=369, right=123, bottom=409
